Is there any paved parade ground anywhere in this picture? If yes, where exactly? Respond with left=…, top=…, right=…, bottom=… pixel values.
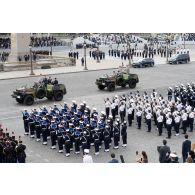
left=1, top=60, right=195, bottom=163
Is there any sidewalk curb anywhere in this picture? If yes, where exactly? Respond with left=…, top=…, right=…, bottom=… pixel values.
left=0, top=67, right=118, bottom=81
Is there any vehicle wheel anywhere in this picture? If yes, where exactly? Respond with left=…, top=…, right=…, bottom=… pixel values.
left=47, top=95, right=53, bottom=100
left=54, top=91, right=63, bottom=101
left=16, top=98, right=24, bottom=104
left=36, top=89, right=45, bottom=99
left=129, top=80, right=136, bottom=89
left=98, top=85, right=105, bottom=90
left=107, top=83, right=115, bottom=92
left=151, top=63, right=154, bottom=67
left=24, top=95, right=34, bottom=106
left=121, top=83, right=126, bottom=88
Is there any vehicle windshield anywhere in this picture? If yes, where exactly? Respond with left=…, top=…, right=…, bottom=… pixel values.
left=170, top=54, right=178, bottom=59
left=137, top=59, right=143, bottom=63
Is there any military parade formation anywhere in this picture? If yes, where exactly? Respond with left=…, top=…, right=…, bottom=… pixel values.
left=104, top=83, right=195, bottom=139
left=22, top=100, right=127, bottom=157
left=1, top=33, right=195, bottom=163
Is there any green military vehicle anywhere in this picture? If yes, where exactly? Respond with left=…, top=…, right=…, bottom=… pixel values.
left=11, top=78, right=67, bottom=106
left=95, top=70, right=139, bottom=92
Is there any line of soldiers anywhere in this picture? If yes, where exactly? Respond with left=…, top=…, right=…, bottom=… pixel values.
left=68, top=51, right=79, bottom=59
left=0, top=124, right=26, bottom=163
left=104, top=83, right=195, bottom=139
left=22, top=101, right=127, bottom=157
left=89, top=50, right=105, bottom=60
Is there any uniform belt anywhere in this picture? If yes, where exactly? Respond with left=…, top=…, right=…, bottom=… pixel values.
left=95, top=139, right=99, bottom=141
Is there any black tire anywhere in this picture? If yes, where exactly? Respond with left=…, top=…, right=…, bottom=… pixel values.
left=129, top=80, right=136, bottom=89
left=24, top=95, right=34, bottom=106
left=121, top=83, right=126, bottom=88
left=47, top=95, right=53, bottom=100
left=107, top=83, right=115, bottom=92
left=54, top=91, right=63, bottom=101
left=98, top=85, right=105, bottom=90
left=16, top=98, right=24, bottom=104
left=36, top=89, right=45, bottom=99
left=151, top=63, right=154, bottom=67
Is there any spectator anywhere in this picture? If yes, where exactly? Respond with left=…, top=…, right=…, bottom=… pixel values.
left=182, top=134, right=191, bottom=162
left=159, top=139, right=171, bottom=163
left=108, top=153, right=119, bottom=163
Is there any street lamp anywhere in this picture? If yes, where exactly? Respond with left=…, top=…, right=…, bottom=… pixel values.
left=165, top=37, right=170, bottom=64
left=83, top=41, right=88, bottom=70
left=29, top=46, right=35, bottom=75
left=50, top=39, right=53, bottom=56
left=183, top=34, right=186, bottom=49
left=126, top=35, right=131, bottom=74
left=96, top=45, right=100, bottom=63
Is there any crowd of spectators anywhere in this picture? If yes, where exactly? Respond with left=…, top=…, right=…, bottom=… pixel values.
left=182, top=33, right=195, bottom=41
left=0, top=124, right=26, bottom=163
left=0, top=38, right=11, bottom=49
left=0, top=52, right=9, bottom=62
left=30, top=36, right=65, bottom=47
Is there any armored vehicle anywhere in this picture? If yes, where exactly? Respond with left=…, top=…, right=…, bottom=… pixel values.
left=95, top=70, right=139, bottom=92
left=12, top=78, right=66, bottom=105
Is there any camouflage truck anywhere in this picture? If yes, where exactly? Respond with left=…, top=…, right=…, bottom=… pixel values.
left=95, top=71, right=139, bottom=92
left=11, top=80, right=67, bottom=106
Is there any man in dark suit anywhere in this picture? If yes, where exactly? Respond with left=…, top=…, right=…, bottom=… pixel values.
left=182, top=134, right=191, bottom=162
left=108, top=153, right=119, bottom=163
left=159, top=140, right=171, bottom=163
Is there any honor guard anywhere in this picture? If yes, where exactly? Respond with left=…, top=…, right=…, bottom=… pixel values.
left=74, top=128, right=81, bottom=154
left=113, top=122, right=120, bottom=149
left=103, top=126, right=110, bottom=152
left=80, top=131, right=88, bottom=153
left=104, top=98, right=111, bottom=119
left=63, top=130, right=71, bottom=157
left=22, top=109, right=30, bottom=135
left=167, top=87, right=173, bottom=101
left=57, top=125, right=65, bottom=153
left=50, top=121, right=58, bottom=149
left=146, top=110, right=152, bottom=132
left=41, top=117, right=48, bottom=145
left=93, top=128, right=100, bottom=155
left=121, top=121, right=127, bottom=147
left=35, top=115, right=41, bottom=142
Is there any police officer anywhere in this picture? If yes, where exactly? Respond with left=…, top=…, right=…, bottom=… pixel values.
left=121, top=121, right=127, bottom=147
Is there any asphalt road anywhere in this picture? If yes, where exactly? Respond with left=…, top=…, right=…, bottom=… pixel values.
left=1, top=62, right=195, bottom=163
